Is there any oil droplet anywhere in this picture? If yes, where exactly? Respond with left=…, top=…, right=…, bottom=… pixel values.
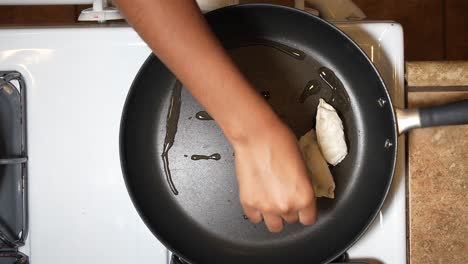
left=195, top=111, right=213, bottom=120
left=191, top=153, right=221, bottom=161
left=261, top=91, right=270, bottom=100
left=234, top=39, right=306, bottom=60
left=161, top=81, right=182, bottom=195
left=318, top=67, right=350, bottom=110
left=298, top=80, right=321, bottom=103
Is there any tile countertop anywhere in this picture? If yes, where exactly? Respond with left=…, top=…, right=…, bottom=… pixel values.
left=406, top=61, right=468, bottom=264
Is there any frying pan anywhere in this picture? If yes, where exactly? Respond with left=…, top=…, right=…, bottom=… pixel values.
left=120, top=4, right=468, bottom=264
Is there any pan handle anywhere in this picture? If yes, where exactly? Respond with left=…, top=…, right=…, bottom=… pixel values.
left=396, top=100, right=468, bottom=134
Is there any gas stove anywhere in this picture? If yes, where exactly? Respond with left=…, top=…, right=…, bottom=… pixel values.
left=0, top=21, right=405, bottom=264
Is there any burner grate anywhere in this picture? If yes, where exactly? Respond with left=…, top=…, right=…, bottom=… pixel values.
left=0, top=71, right=28, bottom=250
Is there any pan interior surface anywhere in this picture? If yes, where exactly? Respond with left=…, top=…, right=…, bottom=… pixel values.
left=120, top=4, right=397, bottom=264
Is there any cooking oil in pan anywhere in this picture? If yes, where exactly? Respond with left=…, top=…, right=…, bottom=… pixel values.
left=195, top=110, right=213, bottom=120
left=318, top=67, right=350, bottom=110
left=260, top=91, right=270, bottom=100
left=228, top=40, right=351, bottom=137
left=298, top=80, right=321, bottom=103
left=230, top=38, right=306, bottom=61
left=161, top=81, right=183, bottom=195
left=191, top=153, right=221, bottom=161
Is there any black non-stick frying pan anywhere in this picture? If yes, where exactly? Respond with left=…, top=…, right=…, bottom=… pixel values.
left=120, top=4, right=468, bottom=264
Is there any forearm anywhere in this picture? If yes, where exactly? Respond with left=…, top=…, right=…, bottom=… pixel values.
left=115, top=0, right=279, bottom=142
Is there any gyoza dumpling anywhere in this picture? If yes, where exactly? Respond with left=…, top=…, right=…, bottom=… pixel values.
left=299, top=130, right=335, bottom=199
left=315, top=98, right=348, bottom=166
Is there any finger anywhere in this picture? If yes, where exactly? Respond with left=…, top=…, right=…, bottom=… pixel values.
left=263, top=213, right=284, bottom=233
left=242, top=205, right=263, bottom=224
left=282, top=211, right=299, bottom=224
left=298, top=203, right=317, bottom=226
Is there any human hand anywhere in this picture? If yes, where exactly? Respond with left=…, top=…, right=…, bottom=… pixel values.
left=232, top=119, right=317, bottom=232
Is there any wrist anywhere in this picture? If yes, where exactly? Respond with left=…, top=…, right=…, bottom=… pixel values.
left=223, top=103, right=285, bottom=147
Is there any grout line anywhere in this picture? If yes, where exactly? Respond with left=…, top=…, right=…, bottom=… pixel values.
left=407, top=85, right=468, bottom=92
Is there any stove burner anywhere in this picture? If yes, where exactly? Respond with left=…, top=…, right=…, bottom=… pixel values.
left=0, top=71, right=28, bottom=251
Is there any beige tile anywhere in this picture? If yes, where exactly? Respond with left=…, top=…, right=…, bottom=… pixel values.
left=406, top=61, right=468, bottom=87
left=408, top=92, right=468, bottom=108
left=408, top=91, right=468, bottom=264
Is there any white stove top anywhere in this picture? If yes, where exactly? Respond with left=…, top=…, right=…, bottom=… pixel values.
left=0, top=22, right=405, bottom=264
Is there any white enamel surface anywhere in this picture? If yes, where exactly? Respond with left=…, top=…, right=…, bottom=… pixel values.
left=0, top=27, right=167, bottom=264
left=0, top=22, right=405, bottom=263
left=337, top=22, right=406, bottom=264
